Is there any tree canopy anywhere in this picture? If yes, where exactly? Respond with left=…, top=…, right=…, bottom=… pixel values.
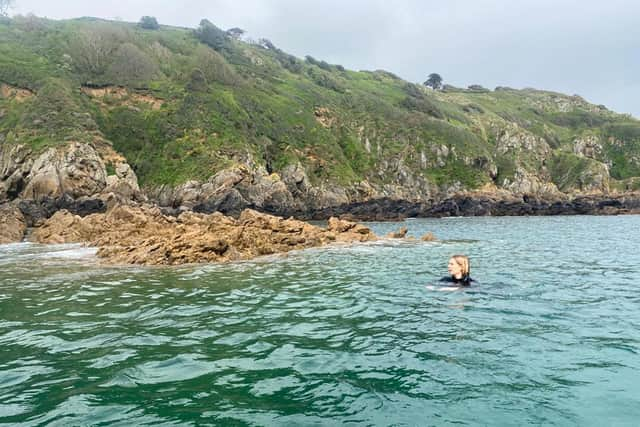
left=138, top=16, right=159, bottom=30
left=424, top=73, right=443, bottom=90
left=226, top=27, right=245, bottom=39
left=194, top=19, right=229, bottom=51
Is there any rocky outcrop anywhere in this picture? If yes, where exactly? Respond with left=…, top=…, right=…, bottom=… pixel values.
left=422, top=192, right=640, bottom=217
left=81, top=85, right=164, bottom=110
left=0, top=83, right=34, bottom=102
left=150, top=165, right=296, bottom=216
left=495, top=125, right=551, bottom=158
left=17, top=195, right=106, bottom=227
left=32, top=205, right=377, bottom=265
left=421, top=232, right=436, bottom=241
left=502, top=167, right=559, bottom=195
left=386, top=226, right=408, bottom=238
left=22, top=142, right=107, bottom=199
left=574, top=135, right=604, bottom=159
left=0, top=203, right=27, bottom=243
left=0, top=144, right=32, bottom=201
left=0, top=141, right=140, bottom=204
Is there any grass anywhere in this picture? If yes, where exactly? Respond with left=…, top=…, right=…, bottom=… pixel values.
left=1, top=16, right=639, bottom=193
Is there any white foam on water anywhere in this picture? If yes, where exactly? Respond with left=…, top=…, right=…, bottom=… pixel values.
left=38, top=245, right=98, bottom=260
left=0, top=242, right=98, bottom=265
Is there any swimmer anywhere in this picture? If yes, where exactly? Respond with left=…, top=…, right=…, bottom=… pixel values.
left=440, top=254, right=474, bottom=286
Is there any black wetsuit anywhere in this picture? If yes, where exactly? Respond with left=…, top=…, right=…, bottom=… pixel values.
left=439, top=275, right=474, bottom=287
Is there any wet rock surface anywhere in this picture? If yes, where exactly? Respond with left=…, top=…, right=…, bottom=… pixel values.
left=421, top=192, right=640, bottom=217
left=17, top=195, right=106, bottom=227
left=32, top=205, right=377, bottom=265
left=298, top=192, right=640, bottom=220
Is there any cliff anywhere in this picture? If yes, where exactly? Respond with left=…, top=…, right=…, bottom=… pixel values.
left=1, top=15, right=640, bottom=220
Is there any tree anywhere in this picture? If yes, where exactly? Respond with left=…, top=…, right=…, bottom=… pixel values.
left=194, top=19, right=229, bottom=51
left=226, top=27, right=245, bottom=39
left=69, top=24, right=127, bottom=76
left=138, top=16, right=159, bottom=30
left=424, top=73, right=443, bottom=90
left=258, top=38, right=276, bottom=50
left=0, top=0, right=14, bottom=16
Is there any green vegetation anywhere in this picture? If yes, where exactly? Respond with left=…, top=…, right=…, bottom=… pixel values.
left=138, top=16, right=159, bottom=30
left=1, top=15, right=639, bottom=193
left=424, top=73, right=443, bottom=90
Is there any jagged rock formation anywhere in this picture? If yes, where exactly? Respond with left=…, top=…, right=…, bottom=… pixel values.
left=0, top=203, right=26, bottom=243
left=0, top=140, right=140, bottom=203
left=32, top=205, right=377, bottom=265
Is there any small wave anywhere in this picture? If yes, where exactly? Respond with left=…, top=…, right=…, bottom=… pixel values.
left=38, top=245, right=98, bottom=260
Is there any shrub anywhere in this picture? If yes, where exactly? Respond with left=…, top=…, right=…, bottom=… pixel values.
left=276, top=52, right=303, bottom=73
left=258, top=38, right=276, bottom=50
left=192, top=45, right=239, bottom=86
left=187, top=68, right=207, bottom=92
left=21, top=78, right=97, bottom=140
left=12, top=13, right=48, bottom=32
left=68, top=23, right=127, bottom=78
left=138, top=16, right=159, bottom=30
left=605, top=122, right=640, bottom=141
left=400, top=96, right=444, bottom=119
left=549, top=110, right=607, bottom=128
left=105, top=43, right=160, bottom=87
left=307, top=67, right=343, bottom=92
left=194, top=19, right=229, bottom=51
left=226, top=27, right=245, bottom=39
left=548, top=151, right=592, bottom=191
left=467, top=84, right=489, bottom=92
left=317, top=60, right=331, bottom=71
left=400, top=83, right=445, bottom=119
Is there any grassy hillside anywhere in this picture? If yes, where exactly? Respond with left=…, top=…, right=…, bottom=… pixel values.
left=1, top=15, right=640, bottom=193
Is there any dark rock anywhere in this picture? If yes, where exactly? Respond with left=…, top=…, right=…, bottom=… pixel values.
left=193, top=189, right=251, bottom=217
left=17, top=194, right=106, bottom=227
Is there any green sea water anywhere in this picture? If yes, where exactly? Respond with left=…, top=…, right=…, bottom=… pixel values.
left=1, top=215, right=639, bottom=426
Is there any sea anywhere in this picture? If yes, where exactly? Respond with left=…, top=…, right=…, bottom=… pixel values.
left=1, top=215, right=639, bottom=426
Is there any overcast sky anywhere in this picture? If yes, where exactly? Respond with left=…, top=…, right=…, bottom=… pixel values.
left=11, top=0, right=640, bottom=117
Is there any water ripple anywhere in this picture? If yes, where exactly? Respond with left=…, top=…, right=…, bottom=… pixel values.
left=1, top=216, right=640, bottom=425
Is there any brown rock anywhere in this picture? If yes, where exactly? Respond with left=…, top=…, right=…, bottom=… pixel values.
left=0, top=203, right=27, bottom=243
left=327, top=217, right=355, bottom=233
left=421, top=232, right=437, bottom=242
left=31, top=205, right=377, bottom=265
left=386, top=226, right=408, bottom=238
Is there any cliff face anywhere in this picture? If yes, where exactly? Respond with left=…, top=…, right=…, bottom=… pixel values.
left=1, top=16, right=640, bottom=219
left=0, top=139, right=139, bottom=203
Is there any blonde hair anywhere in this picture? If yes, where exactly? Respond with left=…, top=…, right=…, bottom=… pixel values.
left=451, top=255, right=470, bottom=277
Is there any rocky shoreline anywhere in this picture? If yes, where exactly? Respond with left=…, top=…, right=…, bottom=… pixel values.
left=4, top=191, right=640, bottom=228
left=1, top=191, right=639, bottom=264
left=2, top=190, right=639, bottom=231
left=15, top=204, right=377, bottom=265
left=307, top=192, right=640, bottom=221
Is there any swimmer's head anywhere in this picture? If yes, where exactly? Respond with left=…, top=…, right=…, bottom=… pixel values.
left=448, top=255, right=470, bottom=279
